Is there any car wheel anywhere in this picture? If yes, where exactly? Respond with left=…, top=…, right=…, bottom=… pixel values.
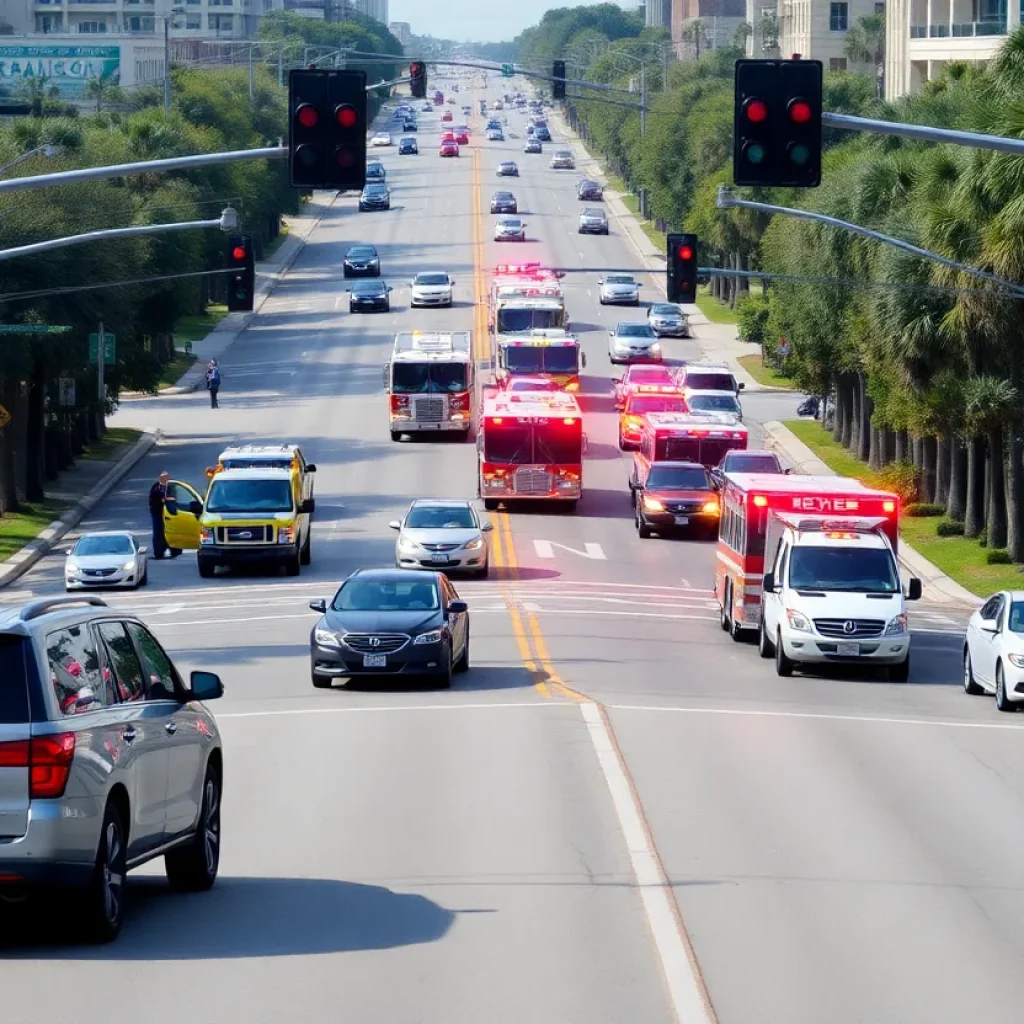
left=349, top=305, right=356, bottom=313
left=475, top=562, right=489, bottom=578
left=775, top=631, right=795, bottom=677
left=636, top=505, right=651, bottom=539
left=618, top=431, right=627, bottom=450
left=390, top=430, right=402, bottom=442
left=719, top=589, right=730, bottom=632
left=598, top=297, right=606, bottom=305
left=729, top=604, right=745, bottom=642
left=436, top=647, right=453, bottom=688
left=483, top=498, right=499, bottom=511
left=963, top=649, right=984, bottom=695
left=758, top=615, right=774, bottom=658
left=454, top=628, right=470, bottom=673
left=312, top=670, right=333, bottom=689
left=888, top=655, right=911, bottom=683
left=81, top=800, right=127, bottom=943
left=996, top=662, right=1016, bottom=711
left=198, top=558, right=215, bottom=579
left=300, top=532, right=311, bottom=566
left=285, top=552, right=301, bottom=577
left=165, top=763, right=221, bottom=892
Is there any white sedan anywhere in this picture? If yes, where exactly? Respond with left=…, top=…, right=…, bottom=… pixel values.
left=64, top=530, right=148, bottom=590
left=494, top=216, right=526, bottom=241
left=370, top=132, right=393, bottom=147
left=599, top=274, right=641, bottom=305
left=964, top=590, right=1024, bottom=710
left=410, top=271, right=454, bottom=307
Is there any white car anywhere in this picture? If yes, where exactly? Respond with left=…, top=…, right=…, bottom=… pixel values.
left=550, top=150, right=575, bottom=169
left=494, top=216, right=526, bottom=241
left=370, top=132, right=392, bottom=147
left=964, top=591, right=1024, bottom=709
left=390, top=498, right=493, bottom=577
left=685, top=391, right=744, bottom=420
left=598, top=274, right=641, bottom=305
left=64, top=530, right=148, bottom=590
left=410, top=271, right=454, bottom=307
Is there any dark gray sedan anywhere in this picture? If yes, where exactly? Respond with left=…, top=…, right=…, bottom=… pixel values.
left=348, top=279, right=391, bottom=312
left=309, top=568, right=470, bottom=688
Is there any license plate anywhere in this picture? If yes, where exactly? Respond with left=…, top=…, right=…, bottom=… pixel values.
left=431, top=553, right=449, bottom=563
left=674, top=516, right=689, bottom=526
left=362, top=654, right=387, bottom=668
left=836, top=641, right=860, bottom=657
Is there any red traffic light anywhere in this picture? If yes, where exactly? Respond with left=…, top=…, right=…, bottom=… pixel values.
left=677, top=245, right=694, bottom=261
left=335, top=104, right=358, bottom=129
left=410, top=62, right=424, bottom=75
left=743, top=98, right=768, bottom=124
left=788, top=98, right=812, bottom=124
left=296, top=104, right=318, bottom=129
left=231, top=245, right=246, bottom=261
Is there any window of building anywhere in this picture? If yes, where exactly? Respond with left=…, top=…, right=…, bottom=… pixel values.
left=126, top=15, right=154, bottom=31
left=36, top=14, right=63, bottom=31
left=76, top=20, right=110, bottom=32
left=829, top=1, right=849, bottom=29
left=874, top=1, right=885, bottom=12
left=184, top=14, right=200, bottom=27
left=829, top=56, right=848, bottom=70
left=208, top=12, right=234, bottom=29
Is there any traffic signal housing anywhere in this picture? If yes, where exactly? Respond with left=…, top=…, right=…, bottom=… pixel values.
left=226, top=235, right=255, bottom=313
left=667, top=233, right=698, bottom=305
left=288, top=68, right=367, bottom=191
left=552, top=60, right=566, bottom=100
left=410, top=61, right=426, bottom=98
left=733, top=58, right=822, bottom=188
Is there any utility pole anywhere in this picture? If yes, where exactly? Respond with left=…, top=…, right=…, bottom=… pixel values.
left=663, top=45, right=670, bottom=93
left=97, top=319, right=105, bottom=407
left=640, top=63, right=646, bottom=137
left=163, top=16, right=171, bottom=110
left=248, top=43, right=254, bottom=105
left=277, top=46, right=283, bottom=86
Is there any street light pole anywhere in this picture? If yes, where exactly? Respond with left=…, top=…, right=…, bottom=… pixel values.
left=162, top=4, right=185, bottom=110
left=640, top=63, right=646, bottom=138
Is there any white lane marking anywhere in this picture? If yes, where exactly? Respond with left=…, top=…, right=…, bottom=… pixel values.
left=159, top=613, right=313, bottom=628
left=607, top=704, right=1024, bottom=731
left=533, top=539, right=606, bottom=560
left=580, top=702, right=715, bottom=1024
left=151, top=604, right=185, bottom=616
left=219, top=701, right=559, bottom=720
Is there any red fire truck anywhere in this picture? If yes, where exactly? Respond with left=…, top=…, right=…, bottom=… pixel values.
left=477, top=387, right=584, bottom=511
left=715, top=473, right=900, bottom=639
left=633, top=412, right=748, bottom=470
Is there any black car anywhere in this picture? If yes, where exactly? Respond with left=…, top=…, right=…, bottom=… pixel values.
left=490, top=190, right=518, bottom=214
left=343, top=245, right=380, bottom=278
left=365, top=161, right=386, bottom=182
left=358, top=184, right=391, bottom=211
left=348, top=279, right=391, bottom=312
left=578, top=179, right=603, bottom=201
left=399, top=137, right=418, bottom=155
left=403, top=121, right=417, bottom=132
left=630, top=461, right=721, bottom=539
left=308, top=568, right=470, bottom=688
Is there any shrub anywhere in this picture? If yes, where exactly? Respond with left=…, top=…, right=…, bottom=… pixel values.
left=878, top=461, right=919, bottom=503
left=936, top=519, right=965, bottom=537
left=986, top=549, right=1012, bottom=565
left=736, top=295, right=769, bottom=344
left=904, top=502, right=944, bottom=517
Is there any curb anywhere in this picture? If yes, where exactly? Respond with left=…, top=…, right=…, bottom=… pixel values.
left=0, top=428, right=162, bottom=590
left=762, top=419, right=982, bottom=607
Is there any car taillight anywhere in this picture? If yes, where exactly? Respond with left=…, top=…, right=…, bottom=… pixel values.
left=0, top=739, right=29, bottom=768
left=28, top=733, right=75, bottom=799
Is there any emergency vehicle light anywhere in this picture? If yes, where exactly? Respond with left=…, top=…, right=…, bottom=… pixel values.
left=883, top=500, right=896, bottom=513
left=563, top=418, right=576, bottom=425
left=752, top=495, right=768, bottom=507
left=825, top=532, right=858, bottom=539
left=490, top=417, right=503, bottom=424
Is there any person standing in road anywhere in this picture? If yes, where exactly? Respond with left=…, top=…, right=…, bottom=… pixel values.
left=206, top=359, right=221, bottom=408
left=148, top=472, right=170, bottom=559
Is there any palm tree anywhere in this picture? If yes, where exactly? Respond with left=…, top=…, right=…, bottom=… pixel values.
left=843, top=13, right=885, bottom=94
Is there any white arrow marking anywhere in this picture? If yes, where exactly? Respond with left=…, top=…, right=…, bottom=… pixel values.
left=533, top=539, right=606, bottom=560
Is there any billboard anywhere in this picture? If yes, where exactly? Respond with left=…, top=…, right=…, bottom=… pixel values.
left=0, top=45, right=120, bottom=99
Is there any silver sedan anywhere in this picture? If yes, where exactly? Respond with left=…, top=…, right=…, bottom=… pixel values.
left=648, top=302, right=692, bottom=337
left=64, top=531, right=148, bottom=590
left=391, top=499, right=493, bottom=577
left=598, top=274, right=641, bottom=305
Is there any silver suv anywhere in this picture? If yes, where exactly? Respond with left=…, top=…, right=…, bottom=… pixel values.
left=0, top=595, right=224, bottom=942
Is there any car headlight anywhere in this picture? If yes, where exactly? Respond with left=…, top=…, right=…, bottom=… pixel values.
left=398, top=535, right=420, bottom=550
left=65, top=561, right=79, bottom=573
left=463, top=537, right=484, bottom=551
left=786, top=608, right=811, bottom=632
left=1008, top=653, right=1024, bottom=668
left=884, top=613, right=908, bottom=636
left=650, top=343, right=661, bottom=352
left=278, top=526, right=295, bottom=544
left=642, top=495, right=664, bottom=512
left=702, top=500, right=720, bottom=515
left=314, top=625, right=342, bottom=647
left=414, top=629, right=444, bottom=645
left=122, top=559, right=136, bottom=571
left=200, top=527, right=214, bottom=545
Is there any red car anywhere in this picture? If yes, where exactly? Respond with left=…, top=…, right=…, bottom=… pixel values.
left=442, top=110, right=453, bottom=122
left=455, top=130, right=470, bottom=145
left=440, top=141, right=459, bottom=157
left=613, top=365, right=679, bottom=410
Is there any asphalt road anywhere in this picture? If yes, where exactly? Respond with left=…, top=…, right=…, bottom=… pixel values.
left=5, top=78, right=1024, bottom=1024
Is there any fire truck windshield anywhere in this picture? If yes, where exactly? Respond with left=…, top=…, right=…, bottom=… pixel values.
left=497, top=308, right=564, bottom=333
left=789, top=547, right=899, bottom=593
left=505, top=346, right=578, bottom=374
left=392, top=362, right=468, bottom=394
left=629, top=396, right=687, bottom=414
left=484, top=423, right=581, bottom=464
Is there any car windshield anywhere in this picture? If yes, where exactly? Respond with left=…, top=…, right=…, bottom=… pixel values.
left=74, top=535, right=134, bottom=556
left=1009, top=602, right=1024, bottom=632
left=352, top=281, right=384, bottom=294
left=627, top=369, right=674, bottom=385
left=647, top=466, right=711, bottom=489
left=406, top=505, right=475, bottom=529
left=583, top=209, right=604, bottom=218
left=788, top=547, right=900, bottom=594
left=493, top=193, right=512, bottom=201
left=391, top=362, right=468, bottom=394
left=686, top=373, right=735, bottom=391
left=651, top=304, right=680, bottom=316
left=725, top=454, right=781, bottom=473
left=607, top=276, right=635, bottom=285
left=502, top=163, right=515, bottom=169
left=689, top=395, right=741, bottom=412
left=618, top=324, right=655, bottom=338
left=332, top=579, right=440, bottom=612
left=499, top=218, right=521, bottom=227
left=483, top=423, right=581, bottom=465
left=629, top=396, right=688, bottom=414
left=348, top=247, right=376, bottom=259
left=365, top=186, right=386, bottom=195
left=415, top=273, right=449, bottom=285
left=206, top=479, right=293, bottom=513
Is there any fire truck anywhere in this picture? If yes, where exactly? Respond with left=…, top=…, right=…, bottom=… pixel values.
left=477, top=387, right=584, bottom=511
left=496, top=329, right=586, bottom=390
left=715, top=473, right=902, bottom=641
left=632, top=412, right=748, bottom=472
left=384, top=331, right=475, bottom=441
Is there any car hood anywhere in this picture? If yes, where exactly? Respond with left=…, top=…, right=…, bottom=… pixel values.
left=68, top=552, right=137, bottom=568
left=613, top=334, right=656, bottom=344
left=412, top=284, right=451, bottom=293
left=401, top=528, right=480, bottom=547
left=605, top=283, right=638, bottom=292
left=323, top=609, right=444, bottom=633
left=645, top=488, right=715, bottom=503
left=346, top=255, right=378, bottom=264
left=787, top=590, right=904, bottom=618
left=651, top=312, right=683, bottom=322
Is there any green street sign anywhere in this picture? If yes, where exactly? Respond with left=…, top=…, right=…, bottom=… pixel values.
left=502, top=63, right=514, bottom=78
left=88, top=332, right=115, bottom=366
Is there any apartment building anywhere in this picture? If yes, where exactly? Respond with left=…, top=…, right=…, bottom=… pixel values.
left=388, top=19, right=409, bottom=46
left=885, top=0, right=1016, bottom=97
left=672, top=0, right=745, bottom=54
left=777, top=0, right=883, bottom=70
left=647, top=0, right=672, bottom=25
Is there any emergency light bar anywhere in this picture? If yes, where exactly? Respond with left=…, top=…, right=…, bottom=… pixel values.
left=778, top=515, right=890, bottom=534
left=635, top=384, right=684, bottom=394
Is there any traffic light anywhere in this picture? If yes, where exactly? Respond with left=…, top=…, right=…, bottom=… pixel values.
left=409, top=60, right=426, bottom=98
left=226, top=235, right=255, bottom=312
left=733, top=58, right=822, bottom=188
left=552, top=60, right=566, bottom=100
left=667, top=233, right=698, bottom=304
left=288, top=68, right=367, bottom=191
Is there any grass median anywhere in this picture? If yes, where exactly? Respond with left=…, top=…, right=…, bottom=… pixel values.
left=737, top=354, right=795, bottom=389
left=784, top=418, right=1015, bottom=598
left=0, top=499, right=71, bottom=561
left=80, top=427, right=143, bottom=462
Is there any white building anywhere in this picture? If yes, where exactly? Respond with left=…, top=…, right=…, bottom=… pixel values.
left=388, top=19, right=410, bottom=46
left=355, top=0, right=385, bottom=22
left=646, top=0, right=672, bottom=25
left=778, top=0, right=884, bottom=70
left=885, top=0, right=1014, bottom=97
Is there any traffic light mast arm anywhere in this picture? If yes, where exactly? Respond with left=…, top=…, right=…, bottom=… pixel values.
left=716, top=186, right=1024, bottom=298
left=822, top=111, right=1024, bottom=157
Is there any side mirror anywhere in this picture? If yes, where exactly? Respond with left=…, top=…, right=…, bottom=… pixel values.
left=907, top=578, right=923, bottom=602
left=63, top=547, right=73, bottom=556
left=597, top=278, right=604, bottom=284
left=784, top=467, right=792, bottom=475
left=299, top=499, right=314, bottom=514
left=306, top=464, right=317, bottom=472
left=449, top=600, right=468, bottom=614
left=450, top=279, right=455, bottom=286
left=762, top=572, right=776, bottom=593
left=738, top=382, right=745, bottom=391
left=189, top=670, right=223, bottom=702
left=138, top=545, right=148, bottom=555
left=581, top=352, right=587, bottom=368
left=388, top=520, right=401, bottom=530
left=481, top=521, right=494, bottom=531
left=308, top=598, right=328, bottom=615
left=188, top=500, right=203, bottom=516
left=981, top=618, right=999, bottom=633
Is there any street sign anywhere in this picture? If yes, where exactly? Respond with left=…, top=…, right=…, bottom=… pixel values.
left=0, top=405, right=10, bottom=429
left=88, top=332, right=115, bottom=366
left=501, top=64, right=514, bottom=78
left=58, top=378, right=75, bottom=407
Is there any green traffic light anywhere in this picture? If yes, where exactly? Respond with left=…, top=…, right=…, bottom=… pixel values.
left=789, top=144, right=810, bottom=166
left=744, top=142, right=765, bottom=165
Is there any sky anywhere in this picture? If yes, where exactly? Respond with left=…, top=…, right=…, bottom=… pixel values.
left=387, top=0, right=618, bottom=44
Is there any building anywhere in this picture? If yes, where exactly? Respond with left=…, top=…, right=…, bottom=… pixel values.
left=388, top=19, right=410, bottom=46
left=777, top=0, right=882, bottom=71
left=356, top=0, right=386, bottom=22
left=647, top=0, right=672, bottom=26
left=885, top=0, right=1016, bottom=97
left=673, top=0, right=745, bottom=55
left=745, top=0, right=781, bottom=54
